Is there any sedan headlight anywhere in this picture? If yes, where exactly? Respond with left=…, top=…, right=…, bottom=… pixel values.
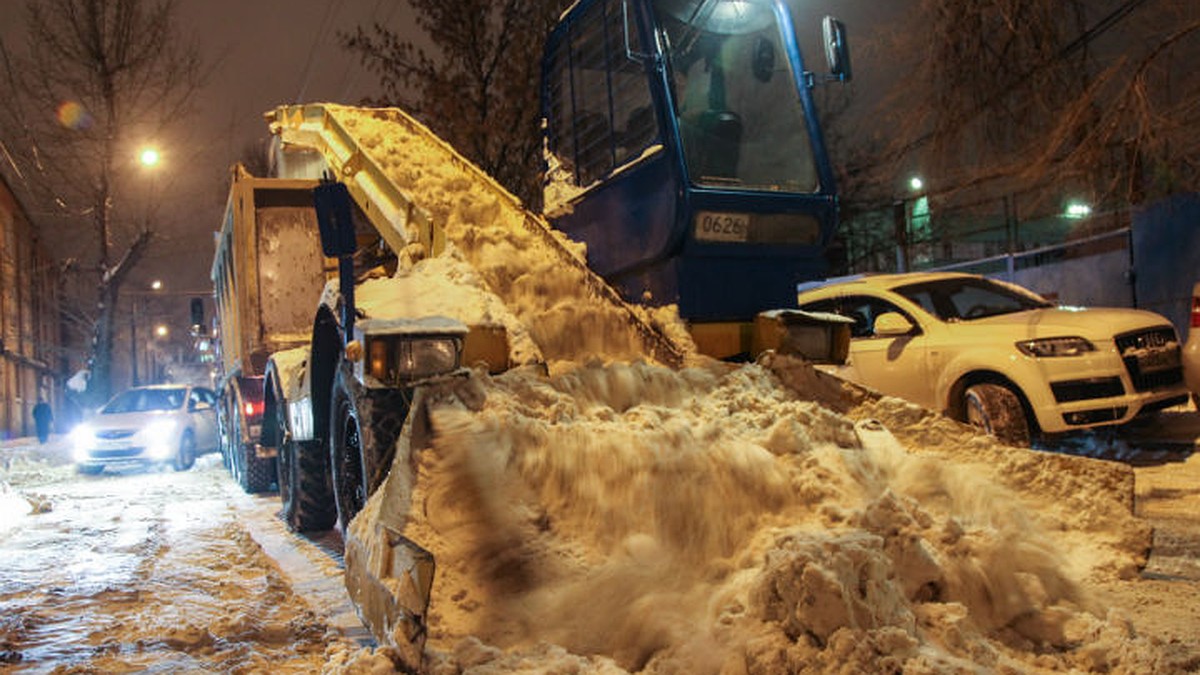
left=143, top=419, right=178, bottom=459
left=71, top=424, right=96, bottom=461
left=1016, top=337, right=1095, bottom=358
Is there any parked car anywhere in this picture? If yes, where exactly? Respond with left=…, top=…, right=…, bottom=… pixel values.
left=72, top=384, right=221, bottom=474
left=796, top=272, right=1190, bottom=444
left=1185, top=281, right=1200, bottom=406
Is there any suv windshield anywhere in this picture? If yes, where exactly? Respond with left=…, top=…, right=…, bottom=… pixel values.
left=894, top=277, right=1052, bottom=322
left=655, top=0, right=818, bottom=192
left=102, top=388, right=187, bottom=414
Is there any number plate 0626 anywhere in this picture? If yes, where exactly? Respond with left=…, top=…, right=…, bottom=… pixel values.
left=695, top=212, right=750, bottom=242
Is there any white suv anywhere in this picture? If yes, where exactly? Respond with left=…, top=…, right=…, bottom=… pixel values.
left=1185, top=281, right=1200, bottom=405
left=796, top=272, right=1190, bottom=444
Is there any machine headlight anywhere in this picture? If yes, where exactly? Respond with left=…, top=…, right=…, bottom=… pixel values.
left=1016, top=337, right=1095, bottom=358
left=367, top=335, right=462, bottom=385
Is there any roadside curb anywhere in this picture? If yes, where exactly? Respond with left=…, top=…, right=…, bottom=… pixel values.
left=218, top=478, right=374, bottom=645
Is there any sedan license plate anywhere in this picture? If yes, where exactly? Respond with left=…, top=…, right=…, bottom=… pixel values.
left=695, top=212, right=750, bottom=242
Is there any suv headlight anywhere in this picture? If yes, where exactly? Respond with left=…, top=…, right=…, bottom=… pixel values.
left=367, top=335, right=462, bottom=385
left=1016, top=337, right=1095, bottom=358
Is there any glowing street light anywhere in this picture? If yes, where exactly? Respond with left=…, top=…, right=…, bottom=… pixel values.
left=1065, top=201, right=1092, bottom=219
left=139, top=147, right=161, bottom=167
left=909, top=176, right=924, bottom=192
left=150, top=279, right=163, bottom=290
left=154, top=324, right=169, bottom=338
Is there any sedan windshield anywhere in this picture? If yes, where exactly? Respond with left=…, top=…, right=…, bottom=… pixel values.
left=102, top=388, right=186, bottom=414
left=894, top=277, right=1052, bottom=322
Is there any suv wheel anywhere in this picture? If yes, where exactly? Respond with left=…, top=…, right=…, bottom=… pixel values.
left=963, top=383, right=1031, bottom=446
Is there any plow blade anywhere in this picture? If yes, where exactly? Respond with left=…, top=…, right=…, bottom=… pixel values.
left=344, top=524, right=435, bottom=670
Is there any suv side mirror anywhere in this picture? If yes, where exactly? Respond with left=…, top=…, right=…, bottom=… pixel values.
left=874, top=312, right=914, bottom=336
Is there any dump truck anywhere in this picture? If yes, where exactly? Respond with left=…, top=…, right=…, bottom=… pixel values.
left=211, top=0, right=858, bottom=667
left=210, top=167, right=335, bottom=493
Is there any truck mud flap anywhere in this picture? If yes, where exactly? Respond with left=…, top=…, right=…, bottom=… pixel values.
left=344, top=520, right=435, bottom=670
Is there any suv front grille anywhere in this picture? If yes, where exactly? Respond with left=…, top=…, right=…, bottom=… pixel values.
left=1115, top=327, right=1184, bottom=392
left=1051, top=377, right=1124, bottom=403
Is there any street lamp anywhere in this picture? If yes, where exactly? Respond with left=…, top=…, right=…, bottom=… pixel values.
left=139, top=146, right=160, bottom=168
left=1065, top=201, right=1092, bottom=219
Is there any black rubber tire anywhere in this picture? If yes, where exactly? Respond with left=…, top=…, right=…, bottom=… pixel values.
left=964, top=383, right=1032, bottom=446
left=173, top=431, right=197, bottom=471
left=230, top=402, right=276, bottom=494
left=76, top=464, right=103, bottom=475
left=236, top=442, right=276, bottom=493
left=218, top=398, right=234, bottom=472
left=276, top=379, right=336, bottom=532
left=328, top=368, right=409, bottom=533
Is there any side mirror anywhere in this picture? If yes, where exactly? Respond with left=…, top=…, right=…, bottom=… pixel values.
left=874, top=312, right=914, bottom=337
left=822, top=16, right=852, bottom=82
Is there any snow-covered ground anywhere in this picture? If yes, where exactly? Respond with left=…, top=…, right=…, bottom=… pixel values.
left=2, top=388, right=1200, bottom=673
left=0, top=440, right=366, bottom=672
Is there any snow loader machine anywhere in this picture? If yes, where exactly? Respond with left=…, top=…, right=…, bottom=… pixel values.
left=214, top=0, right=852, bottom=667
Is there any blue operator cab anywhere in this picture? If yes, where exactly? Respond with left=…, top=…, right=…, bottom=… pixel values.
left=542, top=0, right=851, bottom=356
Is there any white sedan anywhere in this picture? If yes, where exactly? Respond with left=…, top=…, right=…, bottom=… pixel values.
left=797, top=272, right=1191, bottom=444
left=72, top=384, right=221, bottom=474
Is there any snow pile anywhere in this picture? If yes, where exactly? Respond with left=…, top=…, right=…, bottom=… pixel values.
left=355, top=250, right=544, bottom=367
left=306, top=104, right=1169, bottom=672
left=346, top=359, right=1162, bottom=673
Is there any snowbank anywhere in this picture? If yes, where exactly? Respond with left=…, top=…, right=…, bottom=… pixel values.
left=346, top=358, right=1160, bottom=673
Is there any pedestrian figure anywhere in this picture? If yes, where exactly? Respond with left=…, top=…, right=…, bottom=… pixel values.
left=33, top=398, right=53, bottom=444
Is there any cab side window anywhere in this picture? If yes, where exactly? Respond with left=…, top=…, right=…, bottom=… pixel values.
left=544, top=0, right=658, bottom=187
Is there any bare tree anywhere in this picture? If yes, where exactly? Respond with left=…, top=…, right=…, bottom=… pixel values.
left=848, top=0, right=1200, bottom=212
left=340, top=0, right=568, bottom=210
left=0, top=0, right=203, bottom=405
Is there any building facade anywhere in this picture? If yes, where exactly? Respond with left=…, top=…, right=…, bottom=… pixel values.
left=0, top=172, right=62, bottom=440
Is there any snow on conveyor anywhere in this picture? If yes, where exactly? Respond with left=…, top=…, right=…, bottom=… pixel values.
left=324, top=105, right=686, bottom=371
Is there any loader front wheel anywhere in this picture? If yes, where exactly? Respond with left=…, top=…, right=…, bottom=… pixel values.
left=963, top=383, right=1031, bottom=447
left=273, top=384, right=336, bottom=532
left=329, top=368, right=409, bottom=533
left=279, top=439, right=336, bottom=532
left=331, top=370, right=369, bottom=533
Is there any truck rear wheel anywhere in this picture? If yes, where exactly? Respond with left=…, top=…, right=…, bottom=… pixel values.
left=329, top=369, right=408, bottom=533
left=963, top=383, right=1031, bottom=446
left=230, top=403, right=275, bottom=493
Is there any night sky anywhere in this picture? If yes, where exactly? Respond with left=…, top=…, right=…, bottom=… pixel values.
left=0, top=0, right=886, bottom=299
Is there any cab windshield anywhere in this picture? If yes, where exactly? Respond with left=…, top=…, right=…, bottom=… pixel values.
left=655, top=0, right=819, bottom=192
